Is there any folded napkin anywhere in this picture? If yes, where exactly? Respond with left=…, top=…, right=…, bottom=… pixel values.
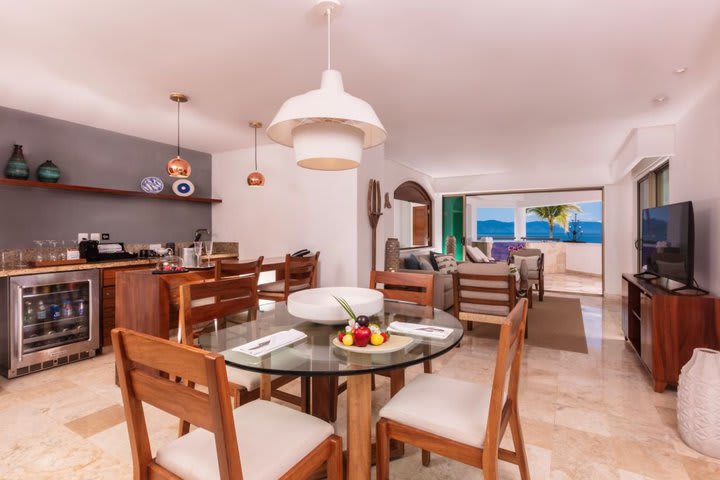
left=387, top=322, right=453, bottom=339
left=232, top=329, right=307, bottom=357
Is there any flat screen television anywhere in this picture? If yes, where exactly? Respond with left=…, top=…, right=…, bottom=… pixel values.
left=640, top=201, right=694, bottom=286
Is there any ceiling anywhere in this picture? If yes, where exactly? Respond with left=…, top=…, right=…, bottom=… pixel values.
left=1, top=0, right=719, bottom=178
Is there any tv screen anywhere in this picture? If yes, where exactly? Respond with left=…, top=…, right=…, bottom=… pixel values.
left=641, top=201, right=694, bottom=285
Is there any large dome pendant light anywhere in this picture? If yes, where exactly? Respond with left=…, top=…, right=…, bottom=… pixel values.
left=166, top=92, right=192, bottom=178
left=267, top=0, right=386, bottom=171
left=247, top=121, right=266, bottom=187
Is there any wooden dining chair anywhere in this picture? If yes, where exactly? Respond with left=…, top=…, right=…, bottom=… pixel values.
left=112, top=328, right=343, bottom=480
left=179, top=277, right=308, bottom=411
left=215, top=256, right=264, bottom=280
left=258, top=252, right=319, bottom=301
left=376, top=299, right=530, bottom=480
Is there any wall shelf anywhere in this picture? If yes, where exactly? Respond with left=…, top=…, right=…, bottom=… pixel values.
left=0, top=178, right=221, bottom=204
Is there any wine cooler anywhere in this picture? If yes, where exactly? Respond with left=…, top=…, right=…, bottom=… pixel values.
left=0, top=270, right=100, bottom=378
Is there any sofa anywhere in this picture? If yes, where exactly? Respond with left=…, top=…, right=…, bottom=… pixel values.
left=398, top=250, right=454, bottom=310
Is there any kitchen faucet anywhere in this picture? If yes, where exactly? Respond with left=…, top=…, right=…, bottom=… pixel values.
left=194, top=228, right=210, bottom=242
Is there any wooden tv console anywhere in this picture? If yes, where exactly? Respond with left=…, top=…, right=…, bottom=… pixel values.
left=622, top=274, right=720, bottom=392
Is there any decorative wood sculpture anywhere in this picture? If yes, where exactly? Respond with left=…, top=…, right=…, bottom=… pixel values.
left=384, top=192, right=392, bottom=209
left=368, top=179, right=383, bottom=269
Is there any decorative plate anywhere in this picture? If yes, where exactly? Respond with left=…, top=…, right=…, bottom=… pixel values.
left=332, top=334, right=413, bottom=354
left=140, top=176, right=164, bottom=194
left=172, top=179, right=195, bottom=197
left=287, top=287, right=384, bottom=325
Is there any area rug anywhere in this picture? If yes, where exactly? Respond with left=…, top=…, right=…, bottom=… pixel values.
left=465, top=295, right=589, bottom=354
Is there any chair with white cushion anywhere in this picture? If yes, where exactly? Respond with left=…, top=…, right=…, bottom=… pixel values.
left=113, top=328, right=342, bottom=480
left=258, top=252, right=319, bottom=302
left=179, top=277, right=308, bottom=414
left=376, top=299, right=530, bottom=480
left=510, top=248, right=544, bottom=301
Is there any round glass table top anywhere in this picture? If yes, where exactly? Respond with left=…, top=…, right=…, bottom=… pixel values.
left=197, top=300, right=464, bottom=376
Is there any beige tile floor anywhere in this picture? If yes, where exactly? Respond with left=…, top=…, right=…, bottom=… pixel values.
left=1, top=295, right=719, bottom=479
left=545, top=272, right=603, bottom=296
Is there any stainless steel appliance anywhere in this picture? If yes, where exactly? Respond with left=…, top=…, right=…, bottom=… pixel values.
left=0, top=269, right=100, bottom=378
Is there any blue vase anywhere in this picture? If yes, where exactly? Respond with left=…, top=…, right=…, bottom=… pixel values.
left=4, top=144, right=29, bottom=180
left=37, top=160, right=61, bottom=183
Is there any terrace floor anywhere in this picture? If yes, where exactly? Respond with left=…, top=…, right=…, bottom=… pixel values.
left=545, top=271, right=603, bottom=295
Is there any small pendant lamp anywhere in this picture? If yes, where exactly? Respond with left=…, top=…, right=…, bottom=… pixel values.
left=166, top=92, right=192, bottom=178
left=266, top=0, right=386, bottom=171
left=247, top=121, right=266, bottom=187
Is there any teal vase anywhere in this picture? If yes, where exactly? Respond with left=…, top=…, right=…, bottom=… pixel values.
left=4, top=144, right=29, bottom=180
left=37, top=160, right=61, bottom=183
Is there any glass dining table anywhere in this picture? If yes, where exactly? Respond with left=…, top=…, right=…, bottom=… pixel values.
left=198, top=299, right=464, bottom=480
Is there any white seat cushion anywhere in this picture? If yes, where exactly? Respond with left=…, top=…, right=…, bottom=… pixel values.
left=258, top=280, right=310, bottom=293
left=155, top=400, right=334, bottom=480
left=379, top=373, right=491, bottom=448
left=225, top=366, right=279, bottom=390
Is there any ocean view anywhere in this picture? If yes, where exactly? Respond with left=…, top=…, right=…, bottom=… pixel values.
left=477, top=220, right=603, bottom=244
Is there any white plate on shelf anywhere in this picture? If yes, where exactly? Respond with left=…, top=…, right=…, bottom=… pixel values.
left=287, top=287, right=384, bottom=325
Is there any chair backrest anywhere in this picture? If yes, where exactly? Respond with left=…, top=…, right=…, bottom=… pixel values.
left=453, top=262, right=516, bottom=318
left=511, top=249, right=543, bottom=270
left=215, top=256, right=264, bottom=281
left=179, top=277, right=259, bottom=345
left=483, top=299, right=528, bottom=457
left=370, top=270, right=434, bottom=307
left=283, top=252, right=320, bottom=296
left=112, top=328, right=243, bottom=480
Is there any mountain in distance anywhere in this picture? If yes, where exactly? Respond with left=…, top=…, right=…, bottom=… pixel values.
left=477, top=220, right=603, bottom=241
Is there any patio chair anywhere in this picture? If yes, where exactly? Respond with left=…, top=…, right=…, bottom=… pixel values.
left=510, top=248, right=544, bottom=301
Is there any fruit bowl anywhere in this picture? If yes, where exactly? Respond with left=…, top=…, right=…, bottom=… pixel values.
left=287, top=287, right=383, bottom=325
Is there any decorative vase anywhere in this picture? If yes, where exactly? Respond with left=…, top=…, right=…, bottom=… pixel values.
left=677, top=348, right=720, bottom=459
left=4, top=144, right=29, bottom=180
left=36, top=160, right=61, bottom=183
left=445, top=235, right=457, bottom=257
left=384, top=238, right=400, bottom=271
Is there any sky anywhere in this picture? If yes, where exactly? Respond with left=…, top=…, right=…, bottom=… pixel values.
left=477, top=201, right=603, bottom=223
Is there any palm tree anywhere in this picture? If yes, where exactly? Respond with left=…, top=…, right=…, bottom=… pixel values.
left=525, top=204, right=582, bottom=239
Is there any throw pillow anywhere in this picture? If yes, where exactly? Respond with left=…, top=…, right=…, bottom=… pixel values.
left=429, top=251, right=443, bottom=271
left=467, top=246, right=490, bottom=263
left=418, top=258, right=434, bottom=271
left=403, top=254, right=421, bottom=270
left=434, top=254, right=458, bottom=274
left=514, top=255, right=539, bottom=271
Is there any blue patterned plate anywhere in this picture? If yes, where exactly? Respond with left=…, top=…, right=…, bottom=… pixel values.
left=140, top=176, right=164, bottom=194
left=172, top=179, right=195, bottom=197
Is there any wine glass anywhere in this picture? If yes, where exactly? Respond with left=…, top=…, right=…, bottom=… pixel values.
left=59, top=240, right=67, bottom=260
left=193, top=241, right=204, bottom=268
left=48, top=240, right=58, bottom=261
left=204, top=240, right=214, bottom=258
left=33, top=240, right=46, bottom=262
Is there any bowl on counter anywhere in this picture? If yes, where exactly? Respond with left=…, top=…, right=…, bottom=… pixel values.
left=153, top=256, right=188, bottom=274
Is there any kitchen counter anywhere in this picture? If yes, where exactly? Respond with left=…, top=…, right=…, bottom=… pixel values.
left=0, top=253, right=238, bottom=278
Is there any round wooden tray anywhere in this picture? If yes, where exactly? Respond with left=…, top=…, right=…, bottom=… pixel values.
left=331, top=334, right=412, bottom=354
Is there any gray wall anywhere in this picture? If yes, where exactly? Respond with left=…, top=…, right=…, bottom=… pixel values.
left=0, top=106, right=212, bottom=248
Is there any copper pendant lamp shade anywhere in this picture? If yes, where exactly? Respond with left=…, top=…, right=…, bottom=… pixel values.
left=167, top=93, right=192, bottom=178
left=247, top=121, right=265, bottom=187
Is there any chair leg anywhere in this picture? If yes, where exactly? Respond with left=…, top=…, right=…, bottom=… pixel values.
left=422, top=449, right=431, bottom=467
left=300, top=377, right=310, bottom=413
left=232, top=387, right=241, bottom=408
left=467, top=321, right=473, bottom=331
left=376, top=419, right=390, bottom=480
left=509, top=406, right=531, bottom=480
left=326, top=436, right=344, bottom=480
left=539, top=278, right=544, bottom=301
left=423, top=360, right=432, bottom=374
left=371, top=373, right=376, bottom=391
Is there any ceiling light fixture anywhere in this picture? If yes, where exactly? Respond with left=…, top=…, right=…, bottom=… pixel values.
left=166, top=92, right=191, bottom=178
left=653, top=95, right=668, bottom=104
left=266, top=0, right=386, bottom=171
left=674, top=67, right=688, bottom=74
left=247, top=121, right=266, bottom=187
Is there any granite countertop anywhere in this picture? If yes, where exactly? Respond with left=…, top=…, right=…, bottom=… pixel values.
left=0, top=253, right=238, bottom=278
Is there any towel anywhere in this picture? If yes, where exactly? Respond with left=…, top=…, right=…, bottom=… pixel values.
left=387, top=322, right=453, bottom=339
left=232, top=329, right=307, bottom=357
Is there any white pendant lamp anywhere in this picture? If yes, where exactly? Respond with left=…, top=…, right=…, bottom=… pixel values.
left=267, top=0, right=386, bottom=171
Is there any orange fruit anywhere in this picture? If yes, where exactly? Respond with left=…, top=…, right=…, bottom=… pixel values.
left=371, top=333, right=384, bottom=346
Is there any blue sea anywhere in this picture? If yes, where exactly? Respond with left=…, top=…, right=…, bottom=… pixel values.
left=477, top=220, right=602, bottom=244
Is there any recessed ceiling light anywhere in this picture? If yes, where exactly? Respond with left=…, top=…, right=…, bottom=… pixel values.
left=653, top=95, right=668, bottom=104
left=674, top=67, right=688, bottom=74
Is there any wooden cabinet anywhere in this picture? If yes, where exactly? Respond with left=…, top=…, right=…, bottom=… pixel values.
left=101, top=265, right=151, bottom=347
left=621, top=274, right=720, bottom=392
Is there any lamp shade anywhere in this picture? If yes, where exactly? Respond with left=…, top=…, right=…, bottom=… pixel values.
left=167, top=155, right=191, bottom=178
left=247, top=171, right=265, bottom=187
left=267, top=69, right=386, bottom=170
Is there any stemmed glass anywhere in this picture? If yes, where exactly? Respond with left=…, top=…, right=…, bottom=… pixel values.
left=33, top=240, right=46, bottom=262
left=48, top=240, right=58, bottom=261
left=193, top=241, right=204, bottom=268
left=204, top=240, right=214, bottom=259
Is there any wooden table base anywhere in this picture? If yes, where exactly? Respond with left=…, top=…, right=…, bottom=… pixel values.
left=347, top=374, right=372, bottom=480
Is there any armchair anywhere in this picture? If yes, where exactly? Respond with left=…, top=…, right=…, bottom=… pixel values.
left=510, top=248, right=545, bottom=301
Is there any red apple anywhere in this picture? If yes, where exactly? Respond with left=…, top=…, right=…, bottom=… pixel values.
left=353, top=326, right=371, bottom=347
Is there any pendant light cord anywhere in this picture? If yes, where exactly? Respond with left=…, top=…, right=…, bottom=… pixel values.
left=176, top=100, right=181, bottom=157
left=327, top=7, right=331, bottom=70
left=254, top=126, right=258, bottom=170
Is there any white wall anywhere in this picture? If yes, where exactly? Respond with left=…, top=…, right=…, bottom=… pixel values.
left=212, top=143, right=358, bottom=287
left=603, top=173, right=636, bottom=294
left=566, top=243, right=603, bottom=275
left=669, top=78, right=720, bottom=294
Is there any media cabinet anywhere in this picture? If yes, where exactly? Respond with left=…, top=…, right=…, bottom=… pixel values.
left=622, top=274, right=720, bottom=392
